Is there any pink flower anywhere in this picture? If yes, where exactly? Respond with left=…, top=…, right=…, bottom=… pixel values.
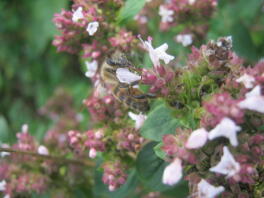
left=185, top=128, right=209, bottom=149
left=162, top=158, right=183, bottom=185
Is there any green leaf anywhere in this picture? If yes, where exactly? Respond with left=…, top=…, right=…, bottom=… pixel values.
left=117, top=0, right=146, bottom=24
left=136, top=142, right=188, bottom=197
left=140, top=101, right=181, bottom=141
left=0, top=115, right=9, bottom=142
left=154, top=142, right=166, bottom=160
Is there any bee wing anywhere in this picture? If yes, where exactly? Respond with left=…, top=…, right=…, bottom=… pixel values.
left=116, top=68, right=141, bottom=84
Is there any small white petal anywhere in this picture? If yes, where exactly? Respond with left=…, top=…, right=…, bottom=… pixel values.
left=38, top=145, right=49, bottom=155
left=116, top=68, right=141, bottom=84
left=86, top=21, right=99, bottom=36
left=238, top=85, right=264, bottom=113
left=197, top=179, right=225, bottom=198
left=162, top=158, right=183, bottom=186
left=95, top=130, right=104, bottom=139
left=108, top=185, right=116, bottom=191
left=176, top=34, right=193, bottom=47
left=159, top=5, right=174, bottom=23
left=185, top=128, right=209, bottom=149
left=236, top=74, right=255, bottom=89
left=0, top=144, right=10, bottom=158
left=72, top=7, right=84, bottom=22
left=4, top=194, right=10, bottom=198
left=208, top=117, right=241, bottom=147
left=0, top=180, right=6, bottom=191
left=89, top=148, right=97, bottom=158
left=85, top=60, right=98, bottom=78
left=245, top=85, right=261, bottom=98
left=210, top=146, right=240, bottom=178
left=22, top=124, right=28, bottom=133
left=188, top=0, right=196, bottom=5
left=139, top=37, right=174, bottom=67
left=128, top=112, right=147, bottom=129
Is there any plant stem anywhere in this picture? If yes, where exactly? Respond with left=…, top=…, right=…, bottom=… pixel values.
left=0, top=147, right=94, bottom=167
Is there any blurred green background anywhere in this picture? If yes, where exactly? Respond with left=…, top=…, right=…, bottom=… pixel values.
left=0, top=0, right=263, bottom=144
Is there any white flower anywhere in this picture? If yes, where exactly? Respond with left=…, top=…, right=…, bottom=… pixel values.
left=162, top=158, right=183, bottom=186
left=85, top=60, right=98, bottom=78
left=116, top=68, right=141, bottom=84
left=238, top=85, right=264, bottom=113
left=176, top=34, right=193, bottom=47
left=236, top=74, right=255, bottom=88
left=0, top=144, right=10, bottom=158
left=95, top=130, right=104, bottom=139
left=185, top=128, right=209, bottom=149
left=0, top=180, right=6, bottom=191
left=208, top=117, right=241, bottom=147
left=22, top=124, right=28, bottom=133
left=128, top=112, right=147, bottom=130
left=188, top=0, right=196, bottom=5
left=139, top=36, right=174, bottom=67
left=89, top=148, right=97, bottom=158
left=4, top=194, right=10, bottom=198
left=108, top=185, right=116, bottom=191
left=38, top=145, right=49, bottom=155
left=159, top=5, right=174, bottom=23
left=210, top=146, right=240, bottom=178
left=72, top=7, right=84, bottom=22
left=86, top=21, right=99, bottom=36
left=197, top=179, right=225, bottom=198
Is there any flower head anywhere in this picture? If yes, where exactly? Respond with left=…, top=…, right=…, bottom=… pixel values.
left=86, top=21, right=99, bottom=36
left=116, top=68, right=141, bottom=84
left=185, top=128, right=209, bottom=149
left=128, top=112, right=147, bottom=129
left=162, top=158, right=183, bottom=186
left=208, top=117, right=241, bottom=147
left=159, top=5, right=174, bottom=23
left=72, top=7, right=84, bottom=22
left=139, top=36, right=174, bottom=67
left=197, top=179, right=225, bottom=198
left=85, top=60, right=98, bottom=78
left=210, top=146, right=240, bottom=178
left=236, top=74, right=255, bottom=89
left=238, top=85, right=264, bottom=113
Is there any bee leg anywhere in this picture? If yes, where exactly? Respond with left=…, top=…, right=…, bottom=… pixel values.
left=130, top=80, right=141, bottom=87
left=132, top=94, right=149, bottom=99
left=106, top=57, right=131, bottom=67
left=118, top=83, right=130, bottom=88
left=145, top=93, right=156, bottom=98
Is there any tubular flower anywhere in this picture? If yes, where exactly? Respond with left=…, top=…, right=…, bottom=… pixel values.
left=139, top=36, right=174, bottom=67
left=185, top=128, right=209, bottom=149
left=210, top=146, right=240, bottom=178
left=197, top=179, right=225, bottom=198
left=208, top=117, right=241, bottom=147
left=86, top=21, right=99, bottom=36
left=162, top=158, right=183, bottom=186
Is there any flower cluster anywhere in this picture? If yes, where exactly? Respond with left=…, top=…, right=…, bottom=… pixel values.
left=102, top=161, right=128, bottom=191
left=159, top=38, right=264, bottom=197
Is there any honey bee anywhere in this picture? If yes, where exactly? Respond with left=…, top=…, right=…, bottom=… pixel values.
left=100, top=51, right=155, bottom=113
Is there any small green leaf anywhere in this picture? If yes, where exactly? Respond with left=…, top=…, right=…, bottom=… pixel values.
left=117, top=0, right=146, bottom=24
left=140, top=101, right=181, bottom=141
left=154, top=142, right=166, bottom=160
left=136, top=142, right=188, bottom=196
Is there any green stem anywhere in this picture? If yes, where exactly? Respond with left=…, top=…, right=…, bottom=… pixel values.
left=0, top=147, right=94, bottom=167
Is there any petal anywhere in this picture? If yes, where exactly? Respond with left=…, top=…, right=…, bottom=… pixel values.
left=198, top=179, right=225, bottom=198
left=210, top=146, right=240, bottom=177
left=238, top=96, right=264, bottom=113
left=208, top=117, right=241, bottom=147
left=38, top=145, right=49, bottom=155
left=236, top=74, right=255, bottom=89
left=162, top=158, right=183, bottom=186
left=245, top=85, right=261, bottom=98
left=185, top=128, right=209, bottom=149
left=116, top=68, right=141, bottom=84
